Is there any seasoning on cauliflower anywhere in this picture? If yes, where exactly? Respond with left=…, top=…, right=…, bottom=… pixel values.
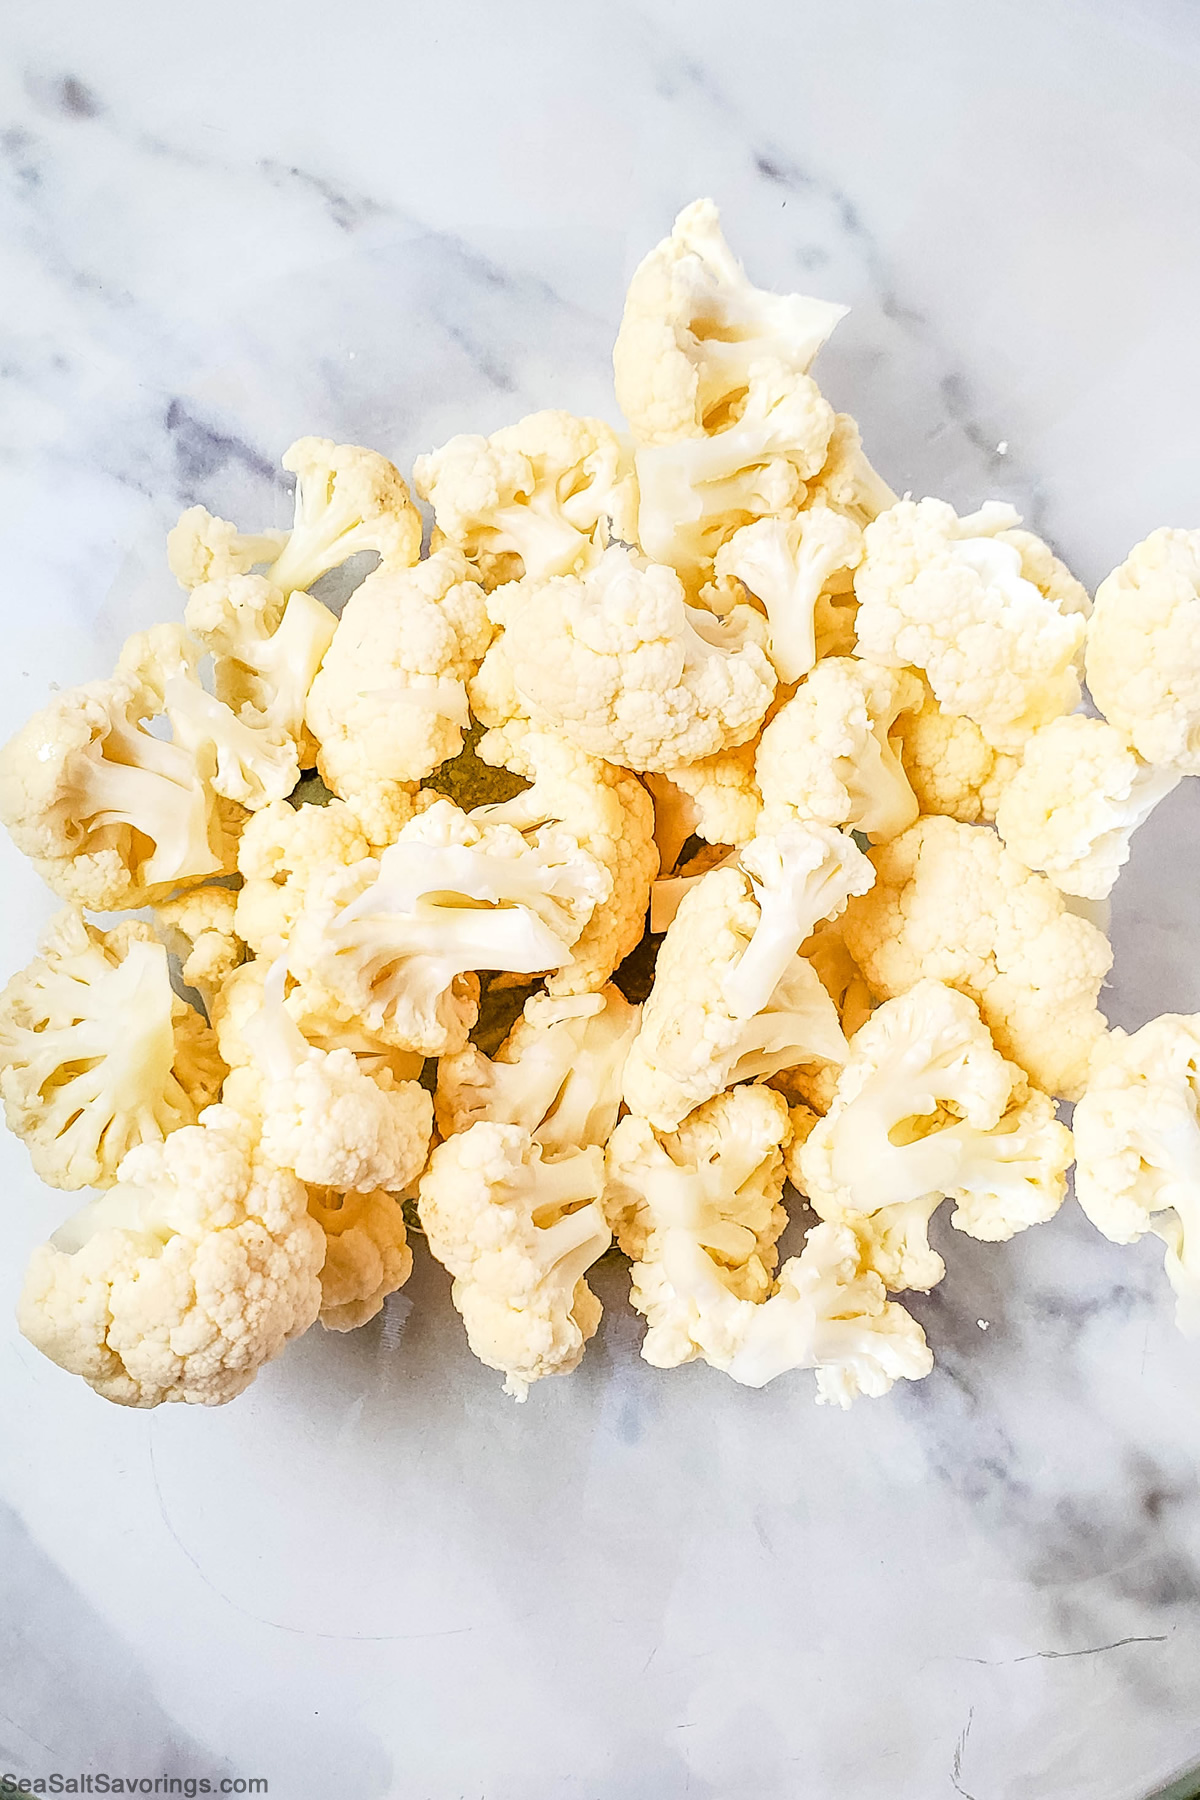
left=307, top=1186, right=414, bottom=1332
left=470, top=729, right=658, bottom=993
left=0, top=907, right=223, bottom=1192
left=635, top=359, right=836, bottom=584
left=1073, top=1015, right=1200, bottom=1334
left=995, top=714, right=1180, bottom=900
left=612, top=196, right=847, bottom=447
left=854, top=499, right=1086, bottom=751
left=894, top=679, right=1021, bottom=823
left=18, top=1106, right=324, bottom=1406
left=418, top=1121, right=610, bottom=1399
left=841, top=816, right=1111, bottom=1101
left=756, top=658, right=923, bottom=842
left=414, top=410, right=636, bottom=589
left=713, top=505, right=864, bottom=683
left=0, top=666, right=235, bottom=910
left=622, top=860, right=851, bottom=1132
left=232, top=959, right=432, bottom=1195
left=436, top=986, right=640, bottom=1154
left=479, top=545, right=777, bottom=774
left=604, top=1086, right=932, bottom=1400
left=305, top=548, right=493, bottom=838
left=798, top=980, right=1072, bottom=1292
left=1085, top=528, right=1200, bottom=771
left=287, top=798, right=608, bottom=1056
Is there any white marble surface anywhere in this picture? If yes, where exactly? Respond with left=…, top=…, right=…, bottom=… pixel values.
left=3, top=2, right=1200, bottom=1796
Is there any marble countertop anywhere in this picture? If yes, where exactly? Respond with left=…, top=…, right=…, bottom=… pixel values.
left=3, top=2, right=1200, bottom=1796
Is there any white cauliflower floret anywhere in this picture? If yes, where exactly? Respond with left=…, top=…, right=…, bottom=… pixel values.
left=479, top=546, right=777, bottom=774
left=713, top=506, right=864, bottom=683
left=211, top=955, right=422, bottom=1087
left=612, top=197, right=847, bottom=446
left=120, top=623, right=301, bottom=812
left=307, top=1186, right=413, bottom=1332
left=635, top=359, right=836, bottom=584
left=1073, top=1016, right=1200, bottom=1334
left=18, top=1108, right=324, bottom=1407
left=804, top=412, right=897, bottom=528
left=1085, top=529, right=1200, bottom=771
left=841, top=816, right=1111, bottom=1101
left=305, top=548, right=493, bottom=834
left=0, top=908, right=223, bottom=1192
left=622, top=860, right=852, bottom=1131
left=661, top=743, right=762, bottom=849
left=155, top=886, right=245, bottom=1011
left=0, top=667, right=235, bottom=910
left=995, top=714, right=1180, bottom=900
left=756, top=659, right=923, bottom=842
left=894, top=679, right=1021, bottom=823
left=605, top=1087, right=931, bottom=1400
left=414, top=410, right=636, bottom=589
left=235, top=797, right=374, bottom=958
left=470, top=729, right=657, bottom=993
left=418, top=1121, right=610, bottom=1398
left=854, top=499, right=1086, bottom=751
left=436, top=986, right=640, bottom=1155
left=288, top=798, right=607, bottom=1056
left=728, top=826, right=875, bottom=1020
left=235, top=959, right=432, bottom=1195
left=798, top=981, right=1072, bottom=1292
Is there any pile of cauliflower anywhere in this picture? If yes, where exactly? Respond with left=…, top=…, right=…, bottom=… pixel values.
left=2, top=200, right=1199, bottom=1413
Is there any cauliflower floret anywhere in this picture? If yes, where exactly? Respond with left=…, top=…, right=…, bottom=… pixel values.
left=798, top=981, right=1072, bottom=1291
left=287, top=798, right=608, bottom=1057
left=469, top=729, right=657, bottom=993
left=713, top=506, right=864, bottom=683
left=729, top=826, right=875, bottom=1019
left=756, top=658, right=923, bottom=842
left=436, top=986, right=640, bottom=1155
left=612, top=197, right=847, bottom=447
left=622, top=856, right=855, bottom=1132
left=305, top=548, right=493, bottom=833
left=0, top=668, right=235, bottom=910
left=894, top=679, right=1021, bottom=823
left=120, top=623, right=301, bottom=812
left=154, top=886, right=246, bottom=1011
left=307, top=1186, right=414, bottom=1332
left=418, top=1121, right=610, bottom=1398
left=771, top=920, right=875, bottom=1116
left=803, top=412, right=897, bottom=528
left=1085, top=528, right=1200, bottom=771
left=0, top=908, right=223, bottom=1192
left=235, top=797, right=373, bottom=958
left=232, top=959, right=432, bottom=1195
left=635, top=360, right=836, bottom=584
left=995, top=714, right=1180, bottom=900
left=18, top=1107, right=324, bottom=1406
left=604, top=1088, right=931, bottom=1401
left=211, top=955, right=422, bottom=1086
left=854, top=499, right=1086, bottom=751
left=1073, top=1015, right=1200, bottom=1333
left=841, top=816, right=1111, bottom=1100
left=998, top=527, right=1092, bottom=619
left=662, top=742, right=762, bottom=849
left=480, top=546, right=777, bottom=774
left=414, top=410, right=636, bottom=589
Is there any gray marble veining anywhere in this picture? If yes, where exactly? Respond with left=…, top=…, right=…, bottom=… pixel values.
left=2, top=2, right=1200, bottom=1796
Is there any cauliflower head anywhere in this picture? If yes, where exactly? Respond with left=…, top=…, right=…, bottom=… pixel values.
left=713, top=505, right=864, bottom=684
left=307, top=1186, right=414, bottom=1332
left=756, top=658, right=923, bottom=842
left=481, top=545, right=777, bottom=774
left=894, top=679, right=1021, bottom=824
left=1073, top=1014, right=1200, bottom=1334
left=1085, top=528, right=1200, bottom=772
left=19, top=1108, right=324, bottom=1406
left=414, top=410, right=636, bottom=589
left=854, top=499, right=1086, bottom=751
left=841, top=817, right=1111, bottom=1101
left=995, top=714, right=1180, bottom=900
